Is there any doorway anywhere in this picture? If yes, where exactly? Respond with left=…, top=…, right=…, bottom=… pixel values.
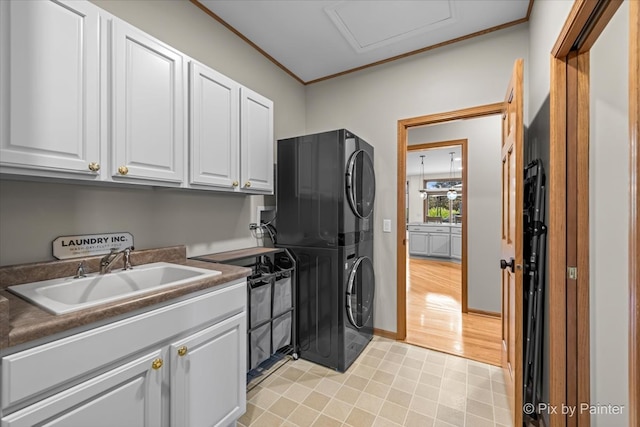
left=548, top=1, right=639, bottom=425
left=397, top=106, right=505, bottom=366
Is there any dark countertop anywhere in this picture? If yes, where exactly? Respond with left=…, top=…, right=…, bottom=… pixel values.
left=0, top=246, right=251, bottom=352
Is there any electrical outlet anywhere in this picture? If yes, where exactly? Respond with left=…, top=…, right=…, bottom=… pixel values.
left=249, top=223, right=258, bottom=230
left=383, top=219, right=391, bottom=233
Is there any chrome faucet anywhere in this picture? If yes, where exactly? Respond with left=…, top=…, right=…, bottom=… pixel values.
left=100, top=246, right=134, bottom=274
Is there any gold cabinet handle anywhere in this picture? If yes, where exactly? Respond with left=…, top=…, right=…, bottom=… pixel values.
left=177, top=346, right=188, bottom=357
left=245, top=181, right=251, bottom=188
left=88, top=162, right=100, bottom=172
left=232, top=181, right=239, bottom=187
left=151, top=358, right=163, bottom=370
left=118, top=165, right=129, bottom=175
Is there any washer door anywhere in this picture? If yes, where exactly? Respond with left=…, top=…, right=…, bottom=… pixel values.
left=346, top=149, right=375, bottom=219
left=346, top=256, right=375, bottom=329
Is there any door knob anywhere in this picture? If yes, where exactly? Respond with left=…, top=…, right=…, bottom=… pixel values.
left=500, top=257, right=515, bottom=273
left=118, top=165, right=129, bottom=175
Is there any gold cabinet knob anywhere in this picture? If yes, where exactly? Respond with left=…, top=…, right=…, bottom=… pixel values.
left=151, top=358, right=163, bottom=370
left=232, top=181, right=239, bottom=187
left=118, top=165, right=129, bottom=175
left=245, top=181, right=251, bottom=188
left=177, top=346, right=188, bottom=357
left=88, top=162, right=100, bottom=172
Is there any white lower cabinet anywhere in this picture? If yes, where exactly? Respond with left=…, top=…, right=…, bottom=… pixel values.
left=451, top=234, right=462, bottom=259
left=429, top=233, right=451, bottom=257
left=409, top=231, right=451, bottom=257
left=408, top=232, right=428, bottom=255
left=171, top=312, right=246, bottom=427
left=1, top=279, right=247, bottom=427
left=1, top=350, right=163, bottom=427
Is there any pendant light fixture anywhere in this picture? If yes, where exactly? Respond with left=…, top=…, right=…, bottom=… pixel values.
left=446, top=152, right=458, bottom=201
left=419, top=155, right=428, bottom=200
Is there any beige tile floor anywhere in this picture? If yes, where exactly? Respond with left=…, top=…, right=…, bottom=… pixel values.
left=239, top=337, right=513, bottom=427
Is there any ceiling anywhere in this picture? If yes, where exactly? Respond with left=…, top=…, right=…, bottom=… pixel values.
left=195, top=0, right=532, bottom=84
left=407, top=145, right=462, bottom=177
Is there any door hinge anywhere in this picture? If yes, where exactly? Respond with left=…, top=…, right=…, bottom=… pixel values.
left=568, top=267, right=578, bottom=280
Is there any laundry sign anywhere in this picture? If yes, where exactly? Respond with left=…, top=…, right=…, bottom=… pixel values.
left=52, top=232, right=134, bottom=260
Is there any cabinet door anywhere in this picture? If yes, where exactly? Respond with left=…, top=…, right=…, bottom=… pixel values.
left=429, top=233, right=451, bottom=257
left=171, top=312, right=246, bottom=427
left=409, top=232, right=428, bottom=255
left=240, top=87, right=273, bottom=193
left=1, top=350, right=162, bottom=427
left=0, top=0, right=101, bottom=178
left=112, top=20, right=185, bottom=184
left=451, top=234, right=462, bottom=259
left=189, top=61, right=240, bottom=190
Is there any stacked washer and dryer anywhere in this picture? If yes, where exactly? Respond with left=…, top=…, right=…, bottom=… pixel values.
left=276, top=129, right=376, bottom=372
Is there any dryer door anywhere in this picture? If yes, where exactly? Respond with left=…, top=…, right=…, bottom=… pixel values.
left=346, top=256, right=375, bottom=329
left=346, top=149, right=375, bottom=219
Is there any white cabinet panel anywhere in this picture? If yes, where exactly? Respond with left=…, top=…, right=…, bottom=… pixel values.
left=189, top=62, right=239, bottom=189
left=240, top=87, right=274, bottom=193
left=409, top=232, right=428, bottom=256
left=1, top=351, right=162, bottom=427
left=429, top=233, right=451, bottom=257
left=451, top=234, right=462, bottom=259
left=171, top=312, right=246, bottom=427
left=0, top=0, right=101, bottom=177
left=112, top=20, right=185, bottom=184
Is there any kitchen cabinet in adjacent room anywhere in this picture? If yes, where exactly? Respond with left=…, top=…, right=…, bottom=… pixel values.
left=429, top=232, right=451, bottom=257
left=451, top=233, right=462, bottom=260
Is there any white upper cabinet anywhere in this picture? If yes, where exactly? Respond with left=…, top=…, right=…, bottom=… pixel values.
left=240, top=87, right=274, bottom=194
left=0, top=0, right=273, bottom=194
left=111, top=19, right=186, bottom=185
left=0, top=0, right=102, bottom=179
left=189, top=61, right=240, bottom=190
left=189, top=63, right=274, bottom=194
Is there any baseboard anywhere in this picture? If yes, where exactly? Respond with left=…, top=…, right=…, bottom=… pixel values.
left=373, top=328, right=398, bottom=340
left=467, top=308, right=501, bottom=318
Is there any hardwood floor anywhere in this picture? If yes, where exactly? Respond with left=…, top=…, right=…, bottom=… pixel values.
left=405, top=257, right=502, bottom=366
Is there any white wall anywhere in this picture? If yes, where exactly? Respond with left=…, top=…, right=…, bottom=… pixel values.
left=589, top=2, right=629, bottom=425
left=0, top=0, right=306, bottom=266
left=305, top=24, right=529, bottom=332
left=409, top=116, right=503, bottom=313
left=528, top=0, right=575, bottom=121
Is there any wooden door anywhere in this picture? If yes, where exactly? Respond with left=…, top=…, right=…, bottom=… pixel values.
left=500, top=59, right=524, bottom=427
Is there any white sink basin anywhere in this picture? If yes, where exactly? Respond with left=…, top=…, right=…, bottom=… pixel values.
left=8, top=262, right=221, bottom=315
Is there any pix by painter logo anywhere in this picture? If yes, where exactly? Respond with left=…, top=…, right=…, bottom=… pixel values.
left=524, top=403, right=625, bottom=417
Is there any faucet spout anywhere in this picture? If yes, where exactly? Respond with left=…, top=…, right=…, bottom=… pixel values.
left=100, top=246, right=134, bottom=274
